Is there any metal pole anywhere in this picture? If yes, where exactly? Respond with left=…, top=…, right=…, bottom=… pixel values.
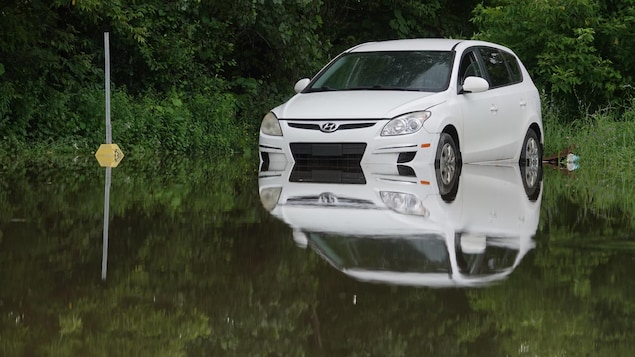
left=101, top=167, right=112, bottom=280
left=102, top=32, right=112, bottom=280
left=104, top=32, right=112, bottom=144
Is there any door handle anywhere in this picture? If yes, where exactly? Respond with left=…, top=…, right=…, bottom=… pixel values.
left=520, top=100, right=527, bottom=108
left=490, top=105, right=499, bottom=113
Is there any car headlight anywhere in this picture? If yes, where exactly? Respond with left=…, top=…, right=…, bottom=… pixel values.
left=259, top=187, right=282, bottom=211
left=380, top=191, right=429, bottom=216
left=381, top=111, right=431, bottom=136
left=260, top=112, right=283, bottom=136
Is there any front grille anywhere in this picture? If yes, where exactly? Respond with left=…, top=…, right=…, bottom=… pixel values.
left=340, top=123, right=377, bottom=130
left=290, top=143, right=366, bottom=161
left=288, top=122, right=376, bottom=132
left=286, top=195, right=374, bottom=207
left=289, top=123, right=320, bottom=130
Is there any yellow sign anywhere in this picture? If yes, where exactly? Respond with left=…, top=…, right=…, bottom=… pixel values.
left=95, top=144, right=125, bottom=168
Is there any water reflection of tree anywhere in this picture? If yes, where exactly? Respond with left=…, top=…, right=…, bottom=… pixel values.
left=0, top=156, right=276, bottom=355
left=452, top=168, right=635, bottom=355
left=1, top=157, right=635, bottom=355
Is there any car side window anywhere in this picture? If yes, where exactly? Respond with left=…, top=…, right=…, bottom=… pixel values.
left=458, top=51, right=484, bottom=85
left=478, top=47, right=509, bottom=88
left=501, top=51, right=523, bottom=83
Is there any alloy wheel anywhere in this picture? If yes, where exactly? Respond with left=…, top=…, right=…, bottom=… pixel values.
left=439, top=142, right=457, bottom=185
left=523, top=135, right=540, bottom=188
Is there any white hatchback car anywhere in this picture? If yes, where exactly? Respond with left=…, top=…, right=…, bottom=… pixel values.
left=259, top=38, right=543, bottom=181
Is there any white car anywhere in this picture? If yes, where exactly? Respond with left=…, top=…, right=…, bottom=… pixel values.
left=259, top=39, right=543, bottom=186
left=258, top=162, right=541, bottom=288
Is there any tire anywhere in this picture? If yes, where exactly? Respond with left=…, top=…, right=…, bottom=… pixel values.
left=519, top=128, right=542, bottom=168
left=519, top=128, right=543, bottom=201
left=434, top=133, right=461, bottom=202
left=520, top=164, right=542, bottom=201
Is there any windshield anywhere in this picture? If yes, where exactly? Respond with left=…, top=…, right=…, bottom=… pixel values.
left=308, top=51, right=453, bottom=92
left=308, top=233, right=450, bottom=274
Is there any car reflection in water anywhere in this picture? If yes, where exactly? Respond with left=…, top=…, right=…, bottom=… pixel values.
left=258, top=158, right=542, bottom=288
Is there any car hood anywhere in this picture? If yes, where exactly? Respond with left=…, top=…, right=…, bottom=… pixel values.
left=273, top=91, right=444, bottom=119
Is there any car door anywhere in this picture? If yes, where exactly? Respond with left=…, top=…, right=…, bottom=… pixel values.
left=481, top=47, right=531, bottom=160
left=455, top=48, right=506, bottom=163
left=498, top=49, right=537, bottom=158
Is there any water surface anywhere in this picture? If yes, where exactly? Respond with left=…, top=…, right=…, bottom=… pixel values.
left=1, top=156, right=634, bottom=356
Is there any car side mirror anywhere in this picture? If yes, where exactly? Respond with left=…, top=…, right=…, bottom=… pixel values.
left=461, top=76, right=489, bottom=94
left=294, top=78, right=311, bottom=93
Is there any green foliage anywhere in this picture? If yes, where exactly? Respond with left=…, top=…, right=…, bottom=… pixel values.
left=543, top=102, right=635, bottom=230
left=472, top=0, right=635, bottom=117
left=322, top=0, right=478, bottom=54
left=228, top=0, right=330, bottom=82
left=4, top=0, right=635, bottom=150
left=0, top=81, right=14, bottom=135
left=0, top=85, right=243, bottom=156
left=110, top=87, right=241, bottom=154
left=0, top=0, right=483, bottom=151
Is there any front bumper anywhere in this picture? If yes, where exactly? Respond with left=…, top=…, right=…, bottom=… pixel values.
left=259, top=119, right=440, bottom=165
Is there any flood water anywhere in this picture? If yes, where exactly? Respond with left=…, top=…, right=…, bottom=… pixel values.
left=1, top=155, right=634, bottom=356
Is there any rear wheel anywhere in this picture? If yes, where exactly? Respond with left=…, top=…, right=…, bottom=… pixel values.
left=520, top=128, right=542, bottom=168
left=519, top=128, right=542, bottom=201
left=435, top=133, right=461, bottom=202
left=520, top=164, right=542, bottom=201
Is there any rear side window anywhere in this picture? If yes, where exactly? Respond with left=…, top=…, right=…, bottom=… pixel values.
left=479, top=47, right=509, bottom=88
left=501, top=51, right=522, bottom=83
left=478, top=47, right=523, bottom=88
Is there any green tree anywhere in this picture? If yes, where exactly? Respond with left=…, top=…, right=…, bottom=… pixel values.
left=321, top=0, right=478, bottom=54
left=472, top=0, right=635, bottom=116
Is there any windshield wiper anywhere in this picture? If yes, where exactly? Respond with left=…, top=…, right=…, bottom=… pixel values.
left=307, top=85, right=418, bottom=92
left=348, top=85, right=413, bottom=91
left=306, top=86, right=337, bottom=93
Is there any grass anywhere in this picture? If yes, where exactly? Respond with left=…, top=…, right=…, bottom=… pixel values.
left=542, top=99, right=635, bottom=229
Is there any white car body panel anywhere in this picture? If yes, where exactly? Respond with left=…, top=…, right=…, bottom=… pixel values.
left=259, top=38, right=543, bottom=167
left=275, top=91, right=442, bottom=119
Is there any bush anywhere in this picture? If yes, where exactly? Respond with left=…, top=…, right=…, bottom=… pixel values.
left=109, top=88, right=241, bottom=155
left=0, top=85, right=244, bottom=157
left=472, top=0, right=635, bottom=118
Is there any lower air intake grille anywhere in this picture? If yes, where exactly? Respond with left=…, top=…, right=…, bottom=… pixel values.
left=290, top=143, right=366, bottom=161
left=397, top=151, right=417, bottom=163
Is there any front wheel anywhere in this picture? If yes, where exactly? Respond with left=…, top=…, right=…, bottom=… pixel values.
left=435, top=133, right=461, bottom=202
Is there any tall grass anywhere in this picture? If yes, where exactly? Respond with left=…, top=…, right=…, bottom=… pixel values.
left=0, top=85, right=253, bottom=158
left=542, top=99, right=635, bottom=228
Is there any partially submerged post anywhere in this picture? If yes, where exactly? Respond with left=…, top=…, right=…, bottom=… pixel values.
left=102, top=32, right=111, bottom=281
left=104, top=32, right=111, bottom=145
left=95, top=32, right=124, bottom=168
left=96, top=32, right=125, bottom=280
